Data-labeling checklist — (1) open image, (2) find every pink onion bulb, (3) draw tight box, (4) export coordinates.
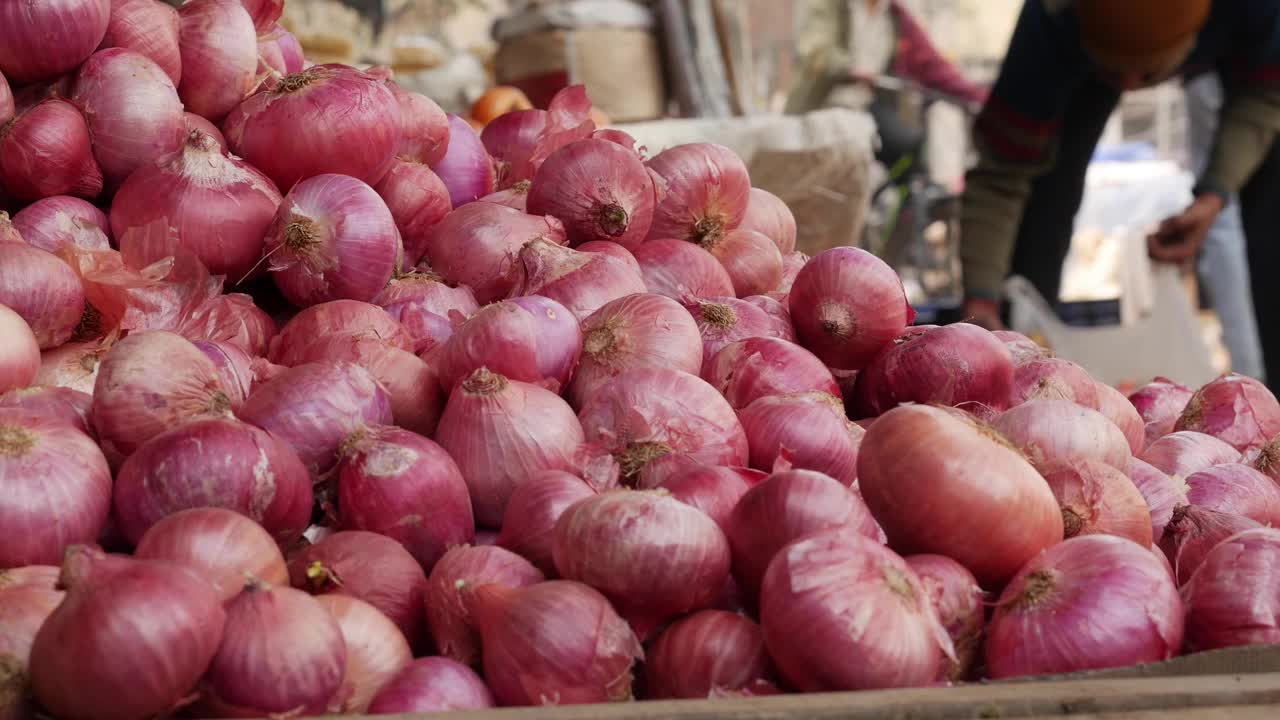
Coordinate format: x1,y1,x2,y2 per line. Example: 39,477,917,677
1184,462,1280,526
509,237,648,320
633,238,735,302
1182,527,1280,651
0,583,64,720
1175,373,1280,453
12,196,110,254
224,65,401,191
705,336,840,410
425,544,545,666
0,410,110,567
377,274,478,355
1010,357,1101,409
434,115,495,207
646,462,765,530
101,0,182,85
760,528,952,691
740,392,864,484
367,657,495,714
789,246,914,370
0,306,40,394
991,399,1132,474
238,0,283,31
495,471,598,575
905,554,985,682
688,296,797,372
738,187,797,255
1130,376,1194,448
436,368,584,527
190,339,255,408
1042,459,1153,546
111,130,282,279
1139,430,1241,479
1128,457,1189,542
268,299,412,365
264,173,400,307
174,293,277,357
481,109,547,186
773,250,807,298
29,547,227,720
644,610,775,699
0,0,111,85
1095,380,1146,455
177,0,257,121
185,111,226,149
0,98,104,200
579,240,641,272
374,160,451,266
703,228,783,298
992,329,1051,366
0,385,92,435
0,71,11,125
527,138,655,250
646,143,750,245
384,82,448,165
134,507,288,601
438,296,582,395
1159,505,1262,585
468,580,643,706
0,243,86,349
986,535,1183,678
315,594,412,714
424,201,567,304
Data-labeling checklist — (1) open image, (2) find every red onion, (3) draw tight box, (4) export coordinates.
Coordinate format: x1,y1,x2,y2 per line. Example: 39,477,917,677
689,296,796,372
578,368,748,482
0,243,86,349
706,336,839,410
1182,527,1280,650
633,238,735,302
858,404,1064,586
568,293,701,409
12,196,110,253
905,554,984,682
256,23,304,86
1140,430,1241,479
1096,380,1146,454
773,250,807,298
424,201,567,304
761,528,952,691
481,109,547,185
1159,505,1262,585
268,299,411,365
1174,373,1280,453
0,584,63,720
377,278,476,355
367,657,495,714
438,296,581,394
0,99,103,200
727,469,881,600
72,48,185,186
743,296,794,340
0,0,110,85
468,580,642,705
91,330,236,457
315,594,412,714
554,490,731,636
740,392,863,484
509,237,648,320
647,463,765,531
0,306,39,394
176,293,277,357
0,385,92,435
992,329,1051,366
789,246,914,370
579,240,642,273
434,115,495,207
0,410,110,567
991,399,1132,474
646,143,750,245
436,368,584,526
113,416,312,545
29,547,226,720
101,0,182,85
1041,459,1153,546
204,581,346,717
985,535,1183,678
374,160,451,266
183,112,225,151
738,187,796,255
1184,463,1280,526
239,361,392,476
1130,376,1194,447
425,544,545,666
238,0,282,32
223,65,401,190
173,329,250,401
134,507,287,601
0,71,11,126
702,228,783,298
644,610,774,699
1129,457,1189,542
495,471,597,575
1010,357,1101,409
34,341,103,394
480,182,530,211
527,138,655,250
380,82,448,165
851,323,1015,418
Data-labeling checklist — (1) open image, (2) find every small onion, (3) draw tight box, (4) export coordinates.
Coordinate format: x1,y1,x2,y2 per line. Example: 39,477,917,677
1010,357,1101,409
739,392,864,485
424,201,567,304
438,296,581,395
646,143,750,245
1041,459,1153,546
991,399,1132,474
1174,373,1280,453
0,385,92,435
1159,505,1262,585
434,115,495,207
1139,430,1241,479
0,0,110,85
738,187,797,255
12,196,110,253
468,580,642,706
985,535,1183,678
496,471,598,575
509,237,648,320
644,610,774,699
315,594,412,714
0,243,86,349
101,0,182,85
702,228,783,298
905,554,985,682
367,657,495,714
0,99,103,200
1130,376,1194,448
373,160,451,266
633,238,735,302
0,306,40,393
1128,457,1189,542
704,336,839,410
647,463,765,531
1096,380,1146,455
527,138,655,250
268,299,412,366
0,584,63,720
688,296,796,372
425,545,545,666
1182,527,1280,651
1184,463,1280,526
385,82,448,165
133,507,288,602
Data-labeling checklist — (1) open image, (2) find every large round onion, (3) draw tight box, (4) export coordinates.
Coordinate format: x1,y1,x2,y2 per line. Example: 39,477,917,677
0,583,64,720
176,0,256,122
1010,357,1100,409
495,471,597,575
1139,430,1241,479
985,535,1183,678
788,246,914,370
739,392,864,485
905,554,985,682
133,507,288,601
1159,505,1262,585
268,299,412,366
433,115,495,207
0,385,92,435
315,594,412,714
0,243,86,349
858,404,1064,586
425,544,545,666
1184,462,1280,526
527,138,655,250
644,610,775,699
738,187,796,255
646,143,750,245
761,528,952,691
633,238,736,301
688,296,796,372
424,201,567,304
1041,459,1153,546
100,0,182,85
1129,457,1189,543
367,657,495,714
991,399,1132,474
12,196,110,253
1095,380,1146,455
374,160,451,266
438,295,581,395
1182,527,1280,651
1130,376,1194,448
509,237,648,320
0,98,104,201
704,336,839,410
0,0,109,84
1175,373,1280,453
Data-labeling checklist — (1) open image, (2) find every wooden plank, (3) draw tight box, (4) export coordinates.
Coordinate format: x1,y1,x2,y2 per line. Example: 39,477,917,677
1026,708,1280,720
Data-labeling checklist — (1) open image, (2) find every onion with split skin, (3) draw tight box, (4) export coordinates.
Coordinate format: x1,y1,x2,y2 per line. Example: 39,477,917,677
12,196,111,254
1175,373,1280,453
133,507,288,602
688,296,796,373
268,299,412,366
1159,505,1262,585
425,544,545,667
906,554,985,682
367,657,495,714
0,0,111,85
1128,457,1189,542
1139,430,1241,480
1010,357,1100,409
0,243,87,350
739,392,864,485
527,138,655,250
705,336,839,410
644,610,776,699
373,160,452,267
0,210,19,244
496,471,598,575
1130,376,1194,448
1041,459,1153,546
633,238,736,302
991,399,1132,474
1181,527,1280,651
0,98,104,201
773,251,807,298
438,296,581,395
646,143,750,245
424,201,567,304
509,237,648,320
315,594,412,714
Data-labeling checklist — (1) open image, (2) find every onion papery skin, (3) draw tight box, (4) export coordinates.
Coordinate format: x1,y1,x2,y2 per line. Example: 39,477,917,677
438,296,581,395
72,48,185,186
496,471,598,575
1184,463,1280,526
510,238,648,321
567,293,702,409
176,293,277,357
1095,380,1146,455
367,657,495,714
101,0,182,86
374,160,451,266
633,238,735,302
788,247,913,370
527,138,655,250
905,554,984,682
644,610,773,699
434,115,495,207
739,392,864,485
205,582,346,717
0,71,10,126
132,507,284,601
705,336,839,410
688,296,796,373
337,426,474,570
113,416,312,545
0,411,110,568
480,183,529,211
738,187,797,255
29,547,227,720
760,528,951,691
0,565,60,592
268,299,412,366
857,404,1064,586
1139,430,1241,480
1010,357,1101,409
264,173,400,307
992,330,1051,366
191,339,255,408
0,385,93,435
0,243,87,349
991,399,1132,474
436,368,584,527
1182,527,1280,651
91,330,234,457
727,469,882,601
0,211,19,244
1130,376,1194,448
702,228,783,298
851,323,1015,418
1128,457,1189,543
553,490,732,636
1174,373,1280,453
773,251,807,298
0,0,111,85
425,545,545,666
645,143,750,245
647,463,765,531
34,341,104,394
384,82,448,165
480,109,546,186
424,201,567,304
0,99,104,201
0,584,63,720
469,580,643,706
1159,505,1262,585
986,535,1183,678
0,307,39,395
238,0,283,32
742,294,794,333
314,594,412,714
12,196,110,254
224,65,401,191
1041,460,1153,546
379,292,476,356
577,368,748,483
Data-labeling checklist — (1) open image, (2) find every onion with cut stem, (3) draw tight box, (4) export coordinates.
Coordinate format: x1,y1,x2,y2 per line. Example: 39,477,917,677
645,143,750,245
527,138,655,250
437,296,581,395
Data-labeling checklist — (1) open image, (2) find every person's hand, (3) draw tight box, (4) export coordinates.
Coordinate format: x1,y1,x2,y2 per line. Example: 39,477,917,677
1148,193,1226,264
962,298,1005,331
